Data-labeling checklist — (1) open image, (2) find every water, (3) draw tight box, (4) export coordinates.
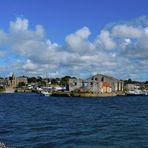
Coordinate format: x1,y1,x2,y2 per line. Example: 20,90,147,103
0,93,148,148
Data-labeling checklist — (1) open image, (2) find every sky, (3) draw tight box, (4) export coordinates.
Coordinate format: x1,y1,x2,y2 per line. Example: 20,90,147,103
0,0,148,80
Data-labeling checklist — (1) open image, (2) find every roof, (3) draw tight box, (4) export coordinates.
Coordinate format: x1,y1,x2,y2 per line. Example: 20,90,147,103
87,74,118,81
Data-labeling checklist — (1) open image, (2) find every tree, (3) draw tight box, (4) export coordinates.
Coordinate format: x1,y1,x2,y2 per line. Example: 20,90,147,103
127,79,132,83
17,82,26,87
37,76,42,82
124,78,141,84
38,81,46,87
51,79,59,85
60,76,72,86
28,77,37,83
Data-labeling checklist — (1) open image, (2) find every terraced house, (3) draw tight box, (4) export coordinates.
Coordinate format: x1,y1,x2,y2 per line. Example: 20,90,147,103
68,74,124,93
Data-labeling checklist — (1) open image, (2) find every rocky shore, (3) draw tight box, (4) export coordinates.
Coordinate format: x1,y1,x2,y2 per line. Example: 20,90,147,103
51,91,125,97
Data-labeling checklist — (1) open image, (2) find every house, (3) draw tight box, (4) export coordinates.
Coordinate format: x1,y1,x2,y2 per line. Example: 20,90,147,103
67,74,124,93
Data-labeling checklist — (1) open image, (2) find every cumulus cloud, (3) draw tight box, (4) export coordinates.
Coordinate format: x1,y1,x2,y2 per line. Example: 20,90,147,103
112,24,142,38
65,27,94,53
0,16,148,80
96,30,116,50
23,59,38,71
10,17,28,32
0,30,9,45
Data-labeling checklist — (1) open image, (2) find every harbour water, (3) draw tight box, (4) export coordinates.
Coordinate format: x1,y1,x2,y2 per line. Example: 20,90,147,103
0,93,148,147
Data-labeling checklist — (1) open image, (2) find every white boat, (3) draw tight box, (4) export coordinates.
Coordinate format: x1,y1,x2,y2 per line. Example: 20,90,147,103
127,89,145,96
40,91,51,96
143,90,148,95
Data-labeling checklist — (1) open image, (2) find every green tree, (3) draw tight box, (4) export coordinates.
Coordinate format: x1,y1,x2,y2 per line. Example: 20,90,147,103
60,76,72,86
37,76,42,82
51,79,59,85
28,77,37,83
38,81,46,87
17,82,26,87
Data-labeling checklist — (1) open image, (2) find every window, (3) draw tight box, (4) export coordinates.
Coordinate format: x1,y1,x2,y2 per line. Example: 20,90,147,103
74,82,77,86
95,77,98,81
101,77,104,82
83,82,88,87
90,82,93,85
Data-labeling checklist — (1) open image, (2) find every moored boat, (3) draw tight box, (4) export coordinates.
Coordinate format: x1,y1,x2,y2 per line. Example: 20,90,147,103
126,89,146,96
40,91,52,96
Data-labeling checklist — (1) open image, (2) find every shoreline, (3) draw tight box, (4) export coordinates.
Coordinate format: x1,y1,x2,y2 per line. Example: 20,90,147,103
51,91,125,97
1,90,148,97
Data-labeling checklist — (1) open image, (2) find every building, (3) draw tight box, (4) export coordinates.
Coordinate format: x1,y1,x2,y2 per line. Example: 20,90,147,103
0,78,8,87
67,74,124,93
125,83,140,91
8,73,28,88
67,78,83,92
85,74,124,93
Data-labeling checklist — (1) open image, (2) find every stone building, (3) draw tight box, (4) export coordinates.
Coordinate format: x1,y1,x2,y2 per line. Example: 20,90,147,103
8,73,28,88
67,74,124,93
67,78,83,91
85,74,124,93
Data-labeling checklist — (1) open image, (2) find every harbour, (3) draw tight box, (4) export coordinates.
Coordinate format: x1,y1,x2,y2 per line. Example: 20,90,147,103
1,73,148,97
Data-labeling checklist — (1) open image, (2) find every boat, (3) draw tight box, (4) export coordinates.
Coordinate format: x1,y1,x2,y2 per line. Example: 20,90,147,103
40,91,52,96
126,89,145,96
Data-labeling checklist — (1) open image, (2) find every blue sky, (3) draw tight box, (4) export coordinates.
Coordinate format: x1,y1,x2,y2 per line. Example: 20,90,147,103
1,0,148,43
0,0,148,80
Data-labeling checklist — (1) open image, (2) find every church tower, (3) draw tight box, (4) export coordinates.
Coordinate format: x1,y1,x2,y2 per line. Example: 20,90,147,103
11,73,17,88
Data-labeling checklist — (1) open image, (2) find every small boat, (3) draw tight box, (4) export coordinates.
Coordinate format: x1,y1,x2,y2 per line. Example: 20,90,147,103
40,91,52,96
126,89,145,96
142,90,148,96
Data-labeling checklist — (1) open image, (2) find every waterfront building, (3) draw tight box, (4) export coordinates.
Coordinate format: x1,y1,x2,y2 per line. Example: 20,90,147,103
67,78,83,92
67,74,124,93
8,73,28,88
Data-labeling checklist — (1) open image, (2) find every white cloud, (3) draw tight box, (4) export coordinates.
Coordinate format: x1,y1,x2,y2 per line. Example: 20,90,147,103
0,30,9,45
23,59,38,71
35,25,45,38
112,24,142,38
96,30,116,50
10,17,28,32
0,17,148,80
65,27,94,53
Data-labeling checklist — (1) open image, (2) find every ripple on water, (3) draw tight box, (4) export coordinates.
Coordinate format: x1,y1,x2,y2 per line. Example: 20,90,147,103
0,93,148,147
